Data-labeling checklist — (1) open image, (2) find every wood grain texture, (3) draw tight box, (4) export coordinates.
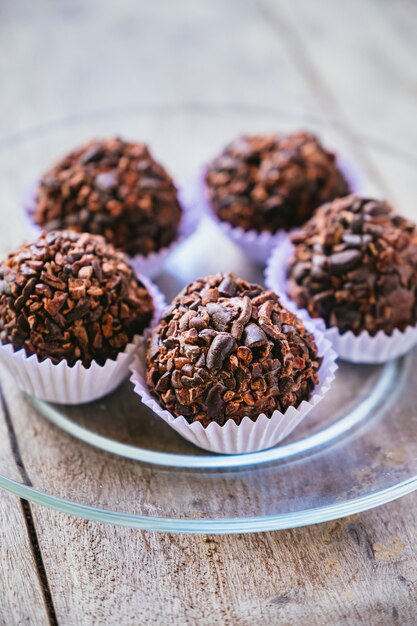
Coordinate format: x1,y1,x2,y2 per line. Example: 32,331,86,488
26,496,417,626
0,493,51,626
0,0,321,135
0,0,417,625
261,0,417,149
0,393,51,625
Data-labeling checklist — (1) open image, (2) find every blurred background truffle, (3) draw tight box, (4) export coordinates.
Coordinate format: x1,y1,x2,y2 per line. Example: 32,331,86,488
30,137,183,258
205,132,350,232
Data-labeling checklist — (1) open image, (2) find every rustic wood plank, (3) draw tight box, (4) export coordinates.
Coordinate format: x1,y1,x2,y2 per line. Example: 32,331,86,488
0,0,321,138
0,493,52,626
255,0,417,219
23,494,417,626
259,0,417,150
0,395,51,625
0,1,416,625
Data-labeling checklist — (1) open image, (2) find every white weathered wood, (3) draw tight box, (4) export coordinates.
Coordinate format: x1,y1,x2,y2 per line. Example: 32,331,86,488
23,495,417,626
262,0,417,150
0,397,50,625
0,493,51,626
0,0,416,624
0,0,321,137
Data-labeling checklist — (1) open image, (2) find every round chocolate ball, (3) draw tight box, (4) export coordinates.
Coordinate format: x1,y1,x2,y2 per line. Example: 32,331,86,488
287,195,417,335
205,131,350,233
146,273,320,427
0,230,154,366
30,137,183,257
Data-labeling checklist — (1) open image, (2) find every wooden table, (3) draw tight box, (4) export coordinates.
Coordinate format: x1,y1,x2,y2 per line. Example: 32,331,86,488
1,1,417,624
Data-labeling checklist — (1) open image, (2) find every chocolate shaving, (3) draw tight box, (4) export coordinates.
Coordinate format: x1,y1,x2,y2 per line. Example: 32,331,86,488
206,333,236,370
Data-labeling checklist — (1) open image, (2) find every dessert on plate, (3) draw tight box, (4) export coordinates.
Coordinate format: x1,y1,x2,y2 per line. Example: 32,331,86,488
131,272,337,453
205,131,350,232
266,194,417,363
287,196,417,336
27,137,187,276
146,273,320,425
0,230,162,403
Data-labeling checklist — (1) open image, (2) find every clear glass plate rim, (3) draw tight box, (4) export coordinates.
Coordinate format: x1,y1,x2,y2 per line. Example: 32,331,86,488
1,104,417,532
1,472,417,533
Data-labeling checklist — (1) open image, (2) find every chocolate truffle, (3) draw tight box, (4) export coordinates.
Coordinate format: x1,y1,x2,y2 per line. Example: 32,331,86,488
30,137,183,257
205,131,350,233
146,273,320,427
287,195,417,336
0,231,154,366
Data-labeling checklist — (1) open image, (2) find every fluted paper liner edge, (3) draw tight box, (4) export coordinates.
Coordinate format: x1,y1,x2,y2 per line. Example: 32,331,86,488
265,237,417,364
23,184,200,279
130,328,337,454
0,276,166,404
188,154,363,265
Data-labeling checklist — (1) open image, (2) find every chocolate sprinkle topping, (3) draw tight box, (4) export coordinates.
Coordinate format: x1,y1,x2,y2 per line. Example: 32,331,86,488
30,137,183,257
287,195,417,335
205,131,350,233
146,273,320,427
0,230,154,366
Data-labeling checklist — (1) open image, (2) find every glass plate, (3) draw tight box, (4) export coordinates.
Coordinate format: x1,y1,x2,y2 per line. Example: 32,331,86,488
0,105,417,534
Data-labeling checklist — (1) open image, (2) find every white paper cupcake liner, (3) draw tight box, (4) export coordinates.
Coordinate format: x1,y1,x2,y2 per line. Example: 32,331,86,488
129,328,337,454
203,210,289,265
0,276,166,405
23,183,200,279
184,174,287,264
187,153,363,265
128,187,200,278
337,152,366,194
265,237,417,364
